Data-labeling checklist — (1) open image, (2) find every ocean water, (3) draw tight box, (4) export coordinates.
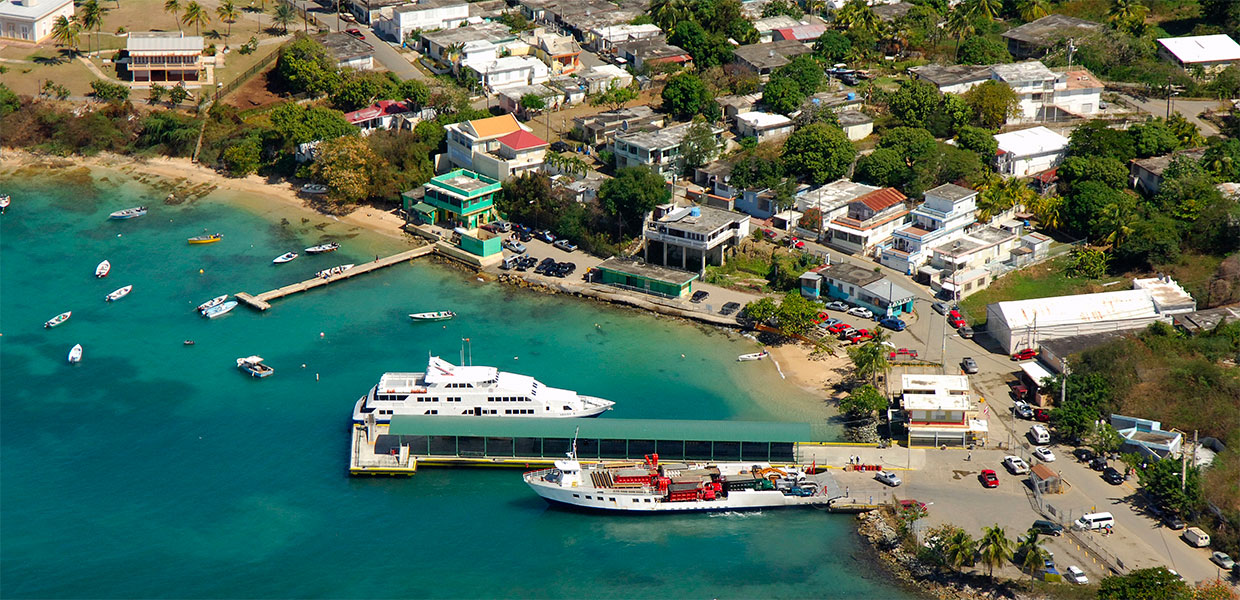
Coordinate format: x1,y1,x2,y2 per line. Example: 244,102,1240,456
0,167,915,599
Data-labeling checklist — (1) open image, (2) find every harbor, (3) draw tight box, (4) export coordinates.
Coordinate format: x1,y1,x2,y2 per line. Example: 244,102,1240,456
235,245,436,310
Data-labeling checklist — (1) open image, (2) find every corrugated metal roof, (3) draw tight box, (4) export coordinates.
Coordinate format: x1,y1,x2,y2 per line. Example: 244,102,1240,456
387,416,824,442
855,188,906,213
1157,34,1240,64
994,289,1158,330
126,33,204,53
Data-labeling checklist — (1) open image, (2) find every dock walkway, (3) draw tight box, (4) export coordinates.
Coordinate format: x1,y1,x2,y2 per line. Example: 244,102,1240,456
236,245,434,310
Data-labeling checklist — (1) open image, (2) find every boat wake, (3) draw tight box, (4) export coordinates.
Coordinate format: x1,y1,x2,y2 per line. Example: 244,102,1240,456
708,510,763,519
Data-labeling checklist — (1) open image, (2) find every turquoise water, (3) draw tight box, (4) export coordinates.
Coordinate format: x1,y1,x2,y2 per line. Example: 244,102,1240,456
0,167,915,599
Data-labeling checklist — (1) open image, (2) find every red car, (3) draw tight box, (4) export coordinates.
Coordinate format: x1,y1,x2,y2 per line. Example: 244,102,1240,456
847,329,873,344
1033,408,1051,422
345,28,365,39
763,228,777,240
979,469,999,488
1011,348,1038,361
787,236,805,249
948,309,966,328
889,348,919,359
827,322,850,334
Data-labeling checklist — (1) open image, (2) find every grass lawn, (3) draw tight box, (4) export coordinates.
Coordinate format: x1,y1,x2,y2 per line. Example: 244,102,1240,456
959,255,1126,326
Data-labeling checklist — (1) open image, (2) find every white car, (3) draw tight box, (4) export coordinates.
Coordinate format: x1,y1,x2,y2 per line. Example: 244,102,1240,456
875,470,902,487
847,306,874,319
1033,447,1056,462
1066,566,1088,584
1003,455,1029,475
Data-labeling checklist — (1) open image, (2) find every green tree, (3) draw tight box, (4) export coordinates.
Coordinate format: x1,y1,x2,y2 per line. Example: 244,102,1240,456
519,92,546,112
588,85,638,111
275,36,341,96
1015,0,1050,21
164,0,182,31
137,110,199,155
772,55,823,96
1203,138,1240,182
943,529,977,573
1098,567,1193,600
742,297,778,323
955,125,997,158
181,1,210,36
1129,118,1180,158
762,0,802,18
840,384,886,416
774,290,819,335
1064,180,1127,238
761,77,805,116
310,135,383,204
730,153,784,190
271,3,296,34
944,8,975,57
1059,156,1128,192
781,123,856,184
1116,215,1181,268
812,30,851,62
50,15,82,55
1014,529,1047,579
1137,458,1204,515
1064,245,1109,279
90,79,130,102
0,83,20,119
1156,172,1224,222
846,341,889,386
661,71,712,120
957,36,1011,65
499,171,553,225
835,0,879,39
598,166,671,239
679,120,719,171
221,137,261,176
1165,113,1204,148
79,0,105,54
1069,120,1136,162
965,0,1002,20
854,148,908,188
976,525,1013,579
650,0,692,31
1093,423,1124,455
1107,0,1149,36
216,0,239,46
887,79,940,128
668,20,732,69
168,83,189,106
877,127,937,164
963,80,1020,129
268,102,354,145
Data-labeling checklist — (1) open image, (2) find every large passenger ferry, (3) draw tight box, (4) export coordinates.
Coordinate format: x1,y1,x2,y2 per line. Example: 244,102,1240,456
352,356,615,423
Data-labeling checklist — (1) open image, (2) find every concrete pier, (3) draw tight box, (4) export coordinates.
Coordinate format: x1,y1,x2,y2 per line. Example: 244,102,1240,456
236,246,434,311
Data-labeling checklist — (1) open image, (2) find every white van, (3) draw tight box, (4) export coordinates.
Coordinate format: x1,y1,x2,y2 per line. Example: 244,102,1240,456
1074,512,1115,531
1030,424,1050,445
1183,527,1211,547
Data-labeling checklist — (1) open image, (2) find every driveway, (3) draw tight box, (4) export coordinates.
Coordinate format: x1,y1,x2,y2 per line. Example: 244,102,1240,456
1115,92,1224,136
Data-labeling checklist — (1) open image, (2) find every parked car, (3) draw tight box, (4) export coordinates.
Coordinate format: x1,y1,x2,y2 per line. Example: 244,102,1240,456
787,236,805,249
1033,447,1056,462
875,471,902,487
838,328,859,339
820,318,842,328
827,323,851,334
517,230,533,242
549,141,570,153
720,301,741,316
1102,466,1125,485
1031,519,1064,536
345,28,364,39
1066,566,1088,585
1210,552,1235,570
690,290,709,303
889,348,919,359
1003,455,1030,475
1073,448,1096,463
879,317,906,331
1011,348,1038,361
979,469,999,488
552,239,578,252
961,357,979,374
825,301,850,311
931,302,949,315
762,228,777,240
958,326,974,339
1012,401,1033,419
1089,456,1108,471
947,309,966,328
1033,408,1051,422
535,230,555,243
1163,514,1186,530
847,306,874,319
502,240,526,254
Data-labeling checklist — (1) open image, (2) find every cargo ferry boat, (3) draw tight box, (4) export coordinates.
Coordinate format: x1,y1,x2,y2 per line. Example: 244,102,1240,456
352,356,615,423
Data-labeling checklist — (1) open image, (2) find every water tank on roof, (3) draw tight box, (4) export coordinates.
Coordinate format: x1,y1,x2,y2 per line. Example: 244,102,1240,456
847,92,856,101
690,207,701,217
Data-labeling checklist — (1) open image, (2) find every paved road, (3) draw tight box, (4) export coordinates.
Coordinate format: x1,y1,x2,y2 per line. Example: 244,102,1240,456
1115,92,1224,137
290,0,425,81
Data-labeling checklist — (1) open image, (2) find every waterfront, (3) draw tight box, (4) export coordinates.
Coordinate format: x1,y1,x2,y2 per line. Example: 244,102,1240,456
0,166,914,598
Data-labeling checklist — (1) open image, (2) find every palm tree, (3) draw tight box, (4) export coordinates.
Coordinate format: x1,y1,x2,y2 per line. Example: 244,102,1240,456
847,341,889,387
1099,201,1134,248
164,0,182,32
965,0,1002,21
649,0,691,32
216,0,239,46
943,530,977,573
977,175,1033,222
181,1,210,36
271,3,296,34
1027,194,1063,230
944,9,975,58
835,0,879,39
976,525,1014,579
1108,0,1149,34
1015,529,1047,580
1015,0,1050,21
80,0,104,54
51,15,82,55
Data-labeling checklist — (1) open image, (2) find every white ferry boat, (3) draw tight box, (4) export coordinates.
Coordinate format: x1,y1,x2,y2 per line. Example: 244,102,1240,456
523,451,827,513
352,356,615,423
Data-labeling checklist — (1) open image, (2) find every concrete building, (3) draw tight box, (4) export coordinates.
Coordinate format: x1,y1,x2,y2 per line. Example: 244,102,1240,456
1129,148,1207,195
578,64,632,93
495,84,561,118
732,40,812,77
909,64,991,95
1173,304,1240,336
444,114,548,181
126,32,203,83
790,180,880,240
1002,14,1102,59
0,0,71,42
420,22,514,68
613,36,692,70
837,110,874,141
772,23,826,43
985,277,1198,354
595,257,699,298
584,23,662,52
315,32,375,70
882,183,979,275
1007,232,1052,268
523,28,582,75
418,169,503,229
613,122,722,181
994,126,1070,177
642,203,750,274
477,56,550,91
1111,415,1183,460
734,111,794,143
912,61,1102,123
925,227,1020,300
344,100,413,133
799,263,916,316
898,374,986,447
374,0,469,43
752,15,800,43
823,187,909,256
1157,34,1240,72
872,1,913,22
573,105,662,145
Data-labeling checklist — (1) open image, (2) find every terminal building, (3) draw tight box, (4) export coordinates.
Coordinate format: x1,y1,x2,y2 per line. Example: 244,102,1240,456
897,374,987,448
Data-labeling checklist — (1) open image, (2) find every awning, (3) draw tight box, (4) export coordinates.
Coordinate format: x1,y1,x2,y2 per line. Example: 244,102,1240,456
1019,361,1055,387
411,202,437,216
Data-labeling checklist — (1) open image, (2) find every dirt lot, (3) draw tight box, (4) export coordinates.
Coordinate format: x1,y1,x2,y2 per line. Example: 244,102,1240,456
223,63,285,110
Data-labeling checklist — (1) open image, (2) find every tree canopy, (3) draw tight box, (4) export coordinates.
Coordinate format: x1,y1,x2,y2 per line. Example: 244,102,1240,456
598,166,671,237
781,123,856,184
661,72,714,120
963,80,1020,129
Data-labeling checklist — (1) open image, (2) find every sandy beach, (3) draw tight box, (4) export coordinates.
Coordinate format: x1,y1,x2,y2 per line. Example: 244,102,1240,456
768,342,853,402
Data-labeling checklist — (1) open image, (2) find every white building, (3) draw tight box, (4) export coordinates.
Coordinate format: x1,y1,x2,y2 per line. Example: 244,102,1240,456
994,126,1070,177
900,374,987,447
824,188,909,256
734,111,794,143
792,179,880,241
985,277,1197,354
375,0,470,43
444,114,549,181
642,203,751,274
583,23,662,51
838,110,874,141
912,61,1102,123
925,227,1021,300
0,0,72,42
1157,34,1240,72
613,122,723,181
476,56,549,91
881,183,978,275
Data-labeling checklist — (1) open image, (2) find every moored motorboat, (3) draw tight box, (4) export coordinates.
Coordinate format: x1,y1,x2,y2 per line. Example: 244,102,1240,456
273,251,298,264
737,350,769,362
183,340,196,346
196,295,228,312
237,355,274,378
188,233,223,244
304,242,340,254
95,260,111,278
45,311,72,328
202,300,238,319
109,206,147,219
300,183,329,195
106,285,133,302
408,311,456,322
316,264,354,278
0,194,10,212
68,344,83,364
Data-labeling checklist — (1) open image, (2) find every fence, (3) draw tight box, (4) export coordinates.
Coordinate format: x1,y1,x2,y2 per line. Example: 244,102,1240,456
212,43,284,104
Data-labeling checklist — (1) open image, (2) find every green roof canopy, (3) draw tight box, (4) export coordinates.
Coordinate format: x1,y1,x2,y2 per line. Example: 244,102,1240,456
410,202,437,215
387,416,824,443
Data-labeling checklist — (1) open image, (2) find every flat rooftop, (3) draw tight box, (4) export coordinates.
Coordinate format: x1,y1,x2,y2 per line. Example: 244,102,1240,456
615,122,698,149
1158,34,1240,64
596,257,700,285
732,40,811,69
819,262,883,287
422,22,511,46
910,64,990,87
926,183,976,201
1131,148,1207,176
1002,14,1101,46
655,204,746,234
314,32,373,61
388,415,830,442
991,61,1057,83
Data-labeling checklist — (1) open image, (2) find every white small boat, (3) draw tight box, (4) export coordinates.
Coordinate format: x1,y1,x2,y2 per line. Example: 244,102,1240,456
737,350,769,362
316,264,354,278
68,344,83,364
300,183,329,195
109,206,147,219
237,355,274,378
0,194,10,212
95,260,111,278
305,242,340,254
273,252,298,264
202,300,238,319
106,285,133,302
45,311,72,328
409,311,456,322
196,295,228,313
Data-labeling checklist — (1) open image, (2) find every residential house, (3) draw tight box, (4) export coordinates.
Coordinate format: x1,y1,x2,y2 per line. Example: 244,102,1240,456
613,122,722,181
573,105,663,145
420,22,513,68
1130,148,1207,195
126,32,204,83
925,227,1020,299
496,84,562,118
478,56,550,91
1001,14,1102,59
798,262,917,316
315,32,375,70
344,100,413,134
717,93,763,122
468,0,507,20
994,126,1070,177
578,64,632,93
416,169,503,229
1049,67,1104,118
909,64,991,94
642,203,751,274
518,0,644,39
753,15,800,43
584,23,662,52
693,161,736,199
790,179,881,239
523,28,582,75
734,111,794,143
444,114,549,181
837,110,873,141
881,183,978,274
1157,34,1240,72
732,40,812,77
374,0,470,43
900,374,987,447
772,23,826,43
824,188,910,256
913,61,1102,123
1007,232,1052,267
0,0,72,42
614,36,692,70
872,2,913,22
346,0,407,25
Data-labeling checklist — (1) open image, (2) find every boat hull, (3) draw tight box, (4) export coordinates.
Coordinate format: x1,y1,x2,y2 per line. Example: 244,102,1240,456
524,477,826,513
202,301,238,318
351,394,612,424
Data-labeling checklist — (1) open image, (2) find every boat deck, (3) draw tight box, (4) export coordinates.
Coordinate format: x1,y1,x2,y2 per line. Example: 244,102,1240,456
236,246,433,310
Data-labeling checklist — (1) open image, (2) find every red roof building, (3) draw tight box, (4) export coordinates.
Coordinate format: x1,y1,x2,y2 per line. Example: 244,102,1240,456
826,188,910,257
344,100,412,130
497,129,549,152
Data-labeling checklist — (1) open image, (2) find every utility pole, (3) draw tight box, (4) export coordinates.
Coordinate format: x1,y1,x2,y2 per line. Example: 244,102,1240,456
1060,358,1068,408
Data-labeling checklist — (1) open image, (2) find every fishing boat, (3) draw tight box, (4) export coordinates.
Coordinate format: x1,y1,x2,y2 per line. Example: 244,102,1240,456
202,300,238,319
44,311,72,328
188,233,223,244
408,311,456,322
315,264,354,278
304,242,340,254
109,206,147,220
737,350,769,362
352,356,615,423
105,285,133,302
300,183,329,195
67,344,83,364
236,355,274,378
273,252,298,264
196,294,228,313
95,260,111,278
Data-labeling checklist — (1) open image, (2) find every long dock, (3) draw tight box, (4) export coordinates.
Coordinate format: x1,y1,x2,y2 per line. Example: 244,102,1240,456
236,245,434,310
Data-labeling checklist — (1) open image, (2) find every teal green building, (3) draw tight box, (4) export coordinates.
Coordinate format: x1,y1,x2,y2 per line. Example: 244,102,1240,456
595,257,698,299
411,169,502,229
